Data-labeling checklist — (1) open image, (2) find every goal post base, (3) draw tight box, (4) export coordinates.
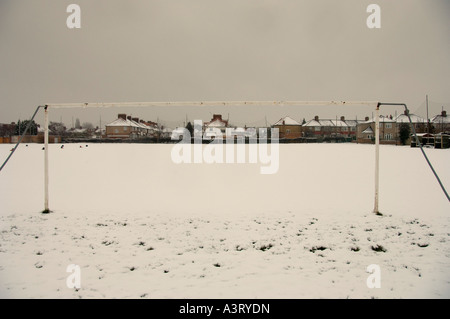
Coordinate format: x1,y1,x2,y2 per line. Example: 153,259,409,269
374,211,383,216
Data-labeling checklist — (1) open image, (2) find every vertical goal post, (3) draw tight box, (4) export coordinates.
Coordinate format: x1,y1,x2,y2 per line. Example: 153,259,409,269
38,100,448,215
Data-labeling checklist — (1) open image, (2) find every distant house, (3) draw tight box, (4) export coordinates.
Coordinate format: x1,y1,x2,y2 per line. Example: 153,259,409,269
171,127,187,141
203,114,229,139
394,111,426,145
302,115,359,141
204,114,228,130
68,127,88,136
360,125,374,140
105,114,159,139
394,111,426,132
302,116,332,138
105,114,135,138
342,118,361,140
161,127,173,139
93,127,105,138
272,116,302,139
356,116,397,144
430,110,449,133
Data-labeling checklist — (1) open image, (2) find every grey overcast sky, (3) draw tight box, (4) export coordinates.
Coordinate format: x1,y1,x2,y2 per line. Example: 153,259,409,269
0,0,449,128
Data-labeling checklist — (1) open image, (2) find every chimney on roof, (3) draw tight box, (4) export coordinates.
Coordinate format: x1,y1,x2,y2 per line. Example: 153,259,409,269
314,115,319,122
442,110,447,117
132,117,139,122
118,114,127,120
282,120,285,125
212,114,222,121
127,116,132,120
340,116,345,121
365,116,369,121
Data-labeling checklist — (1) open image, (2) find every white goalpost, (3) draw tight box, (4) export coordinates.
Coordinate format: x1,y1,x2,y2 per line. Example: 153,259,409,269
42,100,382,214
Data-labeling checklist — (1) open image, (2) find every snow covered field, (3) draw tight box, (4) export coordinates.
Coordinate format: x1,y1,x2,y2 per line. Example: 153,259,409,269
0,143,449,298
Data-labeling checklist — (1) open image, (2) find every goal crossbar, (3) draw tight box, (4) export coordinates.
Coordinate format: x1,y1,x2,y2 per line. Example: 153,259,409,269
45,100,379,109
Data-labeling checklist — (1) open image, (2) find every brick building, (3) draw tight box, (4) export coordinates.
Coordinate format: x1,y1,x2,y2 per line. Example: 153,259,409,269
356,116,397,144
272,116,302,139
431,110,449,133
105,114,159,139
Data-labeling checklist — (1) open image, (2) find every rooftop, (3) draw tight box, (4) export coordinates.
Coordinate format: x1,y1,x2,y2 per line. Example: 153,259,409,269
273,116,301,126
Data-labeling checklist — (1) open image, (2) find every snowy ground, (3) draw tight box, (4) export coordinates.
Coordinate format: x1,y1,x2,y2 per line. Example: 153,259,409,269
0,143,449,298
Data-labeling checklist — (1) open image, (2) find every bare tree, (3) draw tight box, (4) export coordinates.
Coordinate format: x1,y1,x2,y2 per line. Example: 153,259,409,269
82,122,94,130
49,122,67,136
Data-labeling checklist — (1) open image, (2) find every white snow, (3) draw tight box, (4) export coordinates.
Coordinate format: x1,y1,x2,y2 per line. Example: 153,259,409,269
363,116,396,123
0,143,449,299
362,127,374,134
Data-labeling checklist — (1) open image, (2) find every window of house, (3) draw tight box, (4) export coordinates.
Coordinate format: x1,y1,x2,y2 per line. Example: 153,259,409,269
286,129,291,134
385,133,393,140
314,127,320,131
114,129,119,134
385,123,392,129
124,127,128,132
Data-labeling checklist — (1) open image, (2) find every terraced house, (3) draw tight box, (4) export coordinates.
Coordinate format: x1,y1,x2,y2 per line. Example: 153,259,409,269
302,116,360,142
431,110,449,133
105,114,159,139
272,116,302,139
394,111,426,145
356,115,397,144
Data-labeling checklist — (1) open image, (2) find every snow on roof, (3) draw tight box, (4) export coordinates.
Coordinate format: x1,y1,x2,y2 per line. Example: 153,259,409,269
344,120,360,127
363,115,395,123
303,120,321,127
172,127,186,133
362,126,374,134
106,118,140,128
206,119,228,127
415,133,434,137
303,119,348,127
330,120,347,127
394,113,425,123
430,114,450,124
133,120,151,130
273,116,301,126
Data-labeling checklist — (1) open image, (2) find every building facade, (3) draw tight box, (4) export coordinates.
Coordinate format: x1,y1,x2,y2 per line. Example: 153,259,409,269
431,110,449,133
302,116,360,141
356,116,397,144
272,116,302,139
105,114,159,139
